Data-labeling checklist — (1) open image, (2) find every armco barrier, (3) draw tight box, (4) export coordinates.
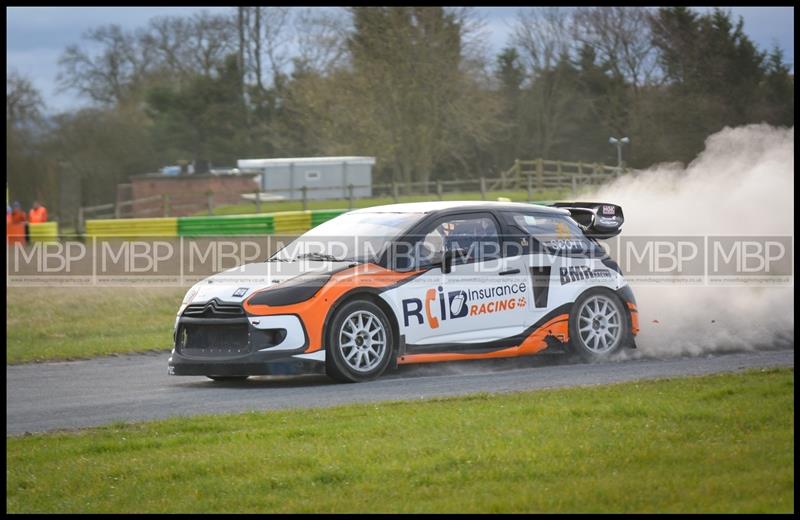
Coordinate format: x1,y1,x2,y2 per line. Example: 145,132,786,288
177,214,275,236
28,222,59,243
84,208,353,238
85,217,178,238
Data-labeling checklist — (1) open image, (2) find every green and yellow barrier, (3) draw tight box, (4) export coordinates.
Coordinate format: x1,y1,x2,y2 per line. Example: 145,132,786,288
272,211,312,234
177,214,275,236
311,209,348,227
28,222,59,243
83,208,353,238
85,217,178,238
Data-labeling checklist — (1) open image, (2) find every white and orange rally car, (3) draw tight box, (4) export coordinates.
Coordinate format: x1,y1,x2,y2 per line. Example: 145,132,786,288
168,201,639,382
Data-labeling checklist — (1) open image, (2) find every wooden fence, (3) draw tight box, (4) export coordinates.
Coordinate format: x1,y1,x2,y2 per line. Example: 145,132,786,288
78,158,629,232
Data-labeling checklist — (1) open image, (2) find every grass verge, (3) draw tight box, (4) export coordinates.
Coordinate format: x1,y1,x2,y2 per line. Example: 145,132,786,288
7,287,183,363
6,368,794,513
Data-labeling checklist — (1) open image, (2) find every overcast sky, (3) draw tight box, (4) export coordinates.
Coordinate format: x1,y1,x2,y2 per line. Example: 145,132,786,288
6,6,795,115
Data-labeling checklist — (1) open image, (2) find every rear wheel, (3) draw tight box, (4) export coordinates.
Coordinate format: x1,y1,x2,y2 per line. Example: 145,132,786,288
326,300,394,383
568,289,629,361
206,376,249,382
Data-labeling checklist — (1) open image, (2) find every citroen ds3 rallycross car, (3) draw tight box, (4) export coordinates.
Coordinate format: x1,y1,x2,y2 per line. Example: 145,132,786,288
168,201,639,382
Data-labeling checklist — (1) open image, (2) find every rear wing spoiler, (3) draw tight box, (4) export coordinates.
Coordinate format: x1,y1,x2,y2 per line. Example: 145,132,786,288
548,202,624,239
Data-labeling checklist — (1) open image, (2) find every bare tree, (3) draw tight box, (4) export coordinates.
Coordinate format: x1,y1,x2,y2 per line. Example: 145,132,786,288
183,11,237,77
512,7,579,158
293,8,350,74
57,24,148,105
260,7,292,85
513,7,574,76
7,72,44,126
572,7,661,92
59,12,239,107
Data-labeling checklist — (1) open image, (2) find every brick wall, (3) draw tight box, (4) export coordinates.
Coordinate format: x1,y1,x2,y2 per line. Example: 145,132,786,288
128,173,260,217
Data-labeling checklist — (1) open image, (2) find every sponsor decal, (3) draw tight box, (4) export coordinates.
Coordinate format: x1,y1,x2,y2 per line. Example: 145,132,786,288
595,216,619,227
545,238,588,251
232,287,249,297
402,283,527,329
559,266,613,285
602,205,616,215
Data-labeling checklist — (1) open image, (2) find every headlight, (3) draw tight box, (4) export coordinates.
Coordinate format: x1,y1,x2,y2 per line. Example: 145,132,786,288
246,273,331,307
182,286,200,305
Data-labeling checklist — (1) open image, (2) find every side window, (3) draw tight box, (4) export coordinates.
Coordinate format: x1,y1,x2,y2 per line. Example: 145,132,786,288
503,212,599,256
415,215,500,268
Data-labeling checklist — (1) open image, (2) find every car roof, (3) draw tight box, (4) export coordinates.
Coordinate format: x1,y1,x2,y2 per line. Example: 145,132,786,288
350,200,569,216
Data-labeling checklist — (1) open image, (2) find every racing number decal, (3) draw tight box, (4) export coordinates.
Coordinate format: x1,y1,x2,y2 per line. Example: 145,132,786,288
529,266,551,308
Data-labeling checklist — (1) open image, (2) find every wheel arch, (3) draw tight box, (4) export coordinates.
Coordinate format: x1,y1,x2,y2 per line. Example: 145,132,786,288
570,285,635,349
322,289,400,358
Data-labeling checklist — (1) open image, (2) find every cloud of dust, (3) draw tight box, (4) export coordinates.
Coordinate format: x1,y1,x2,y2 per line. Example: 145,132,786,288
590,124,794,357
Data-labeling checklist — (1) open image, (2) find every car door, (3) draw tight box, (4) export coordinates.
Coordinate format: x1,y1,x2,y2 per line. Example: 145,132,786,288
387,211,530,352
500,210,606,340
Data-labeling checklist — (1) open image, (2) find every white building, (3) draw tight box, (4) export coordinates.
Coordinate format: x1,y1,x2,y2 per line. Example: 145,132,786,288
236,156,375,201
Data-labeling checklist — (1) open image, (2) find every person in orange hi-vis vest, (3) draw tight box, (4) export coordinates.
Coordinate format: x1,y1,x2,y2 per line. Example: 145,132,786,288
28,200,48,223
10,201,26,224
8,201,27,245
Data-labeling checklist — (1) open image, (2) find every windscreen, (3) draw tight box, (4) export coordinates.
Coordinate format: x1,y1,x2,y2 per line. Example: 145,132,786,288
271,212,424,262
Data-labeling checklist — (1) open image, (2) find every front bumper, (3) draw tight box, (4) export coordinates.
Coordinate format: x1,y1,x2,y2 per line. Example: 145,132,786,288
168,313,326,376
167,356,326,376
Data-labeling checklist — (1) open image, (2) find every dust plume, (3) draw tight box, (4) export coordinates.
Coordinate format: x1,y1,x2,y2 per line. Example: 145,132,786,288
590,124,794,357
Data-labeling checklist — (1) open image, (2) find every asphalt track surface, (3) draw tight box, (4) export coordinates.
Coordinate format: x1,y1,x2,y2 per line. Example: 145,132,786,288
6,347,794,435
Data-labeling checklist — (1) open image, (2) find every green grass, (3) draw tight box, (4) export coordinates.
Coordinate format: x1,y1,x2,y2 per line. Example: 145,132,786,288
202,189,571,216
6,368,794,513
7,287,184,363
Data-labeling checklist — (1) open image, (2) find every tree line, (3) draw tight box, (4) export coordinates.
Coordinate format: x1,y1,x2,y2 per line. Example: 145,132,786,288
6,7,794,222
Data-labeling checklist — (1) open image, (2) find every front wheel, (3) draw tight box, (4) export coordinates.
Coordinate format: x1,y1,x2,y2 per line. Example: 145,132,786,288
326,300,394,383
568,289,629,361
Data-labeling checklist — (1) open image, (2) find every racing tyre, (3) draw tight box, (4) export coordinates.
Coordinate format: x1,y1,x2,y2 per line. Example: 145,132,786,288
326,299,394,383
206,376,249,382
568,288,630,361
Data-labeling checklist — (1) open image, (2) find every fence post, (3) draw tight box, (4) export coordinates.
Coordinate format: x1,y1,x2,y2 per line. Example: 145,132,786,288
114,202,120,219
578,161,583,177
436,180,443,200
301,186,308,211
253,189,261,214
537,158,544,193
207,192,214,216
392,181,398,202
526,170,532,203
78,207,85,235
163,194,170,217
480,177,486,200
348,184,354,210
571,174,577,197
